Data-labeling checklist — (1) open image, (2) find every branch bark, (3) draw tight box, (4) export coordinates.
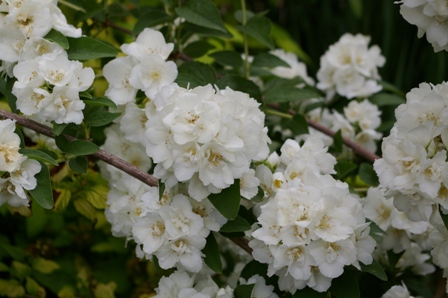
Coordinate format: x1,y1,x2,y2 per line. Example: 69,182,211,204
0,109,158,187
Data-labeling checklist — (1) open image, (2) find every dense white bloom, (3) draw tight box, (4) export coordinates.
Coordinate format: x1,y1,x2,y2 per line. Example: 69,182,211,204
381,283,416,298
103,56,139,105
250,171,373,293
0,119,22,173
397,0,448,52
144,83,270,201
317,33,385,100
121,28,174,61
239,275,278,298
375,82,448,221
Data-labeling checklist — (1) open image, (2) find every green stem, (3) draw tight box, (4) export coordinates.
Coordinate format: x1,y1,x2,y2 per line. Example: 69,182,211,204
241,0,250,79
265,108,293,119
58,0,86,12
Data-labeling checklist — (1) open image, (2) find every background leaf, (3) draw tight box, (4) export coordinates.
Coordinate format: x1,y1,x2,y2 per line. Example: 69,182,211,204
202,233,222,273
29,163,54,209
175,0,228,33
208,179,241,220
67,37,118,60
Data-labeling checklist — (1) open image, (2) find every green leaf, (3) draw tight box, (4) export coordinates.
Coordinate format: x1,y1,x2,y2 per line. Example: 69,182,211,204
358,163,379,186
240,260,268,280
84,107,121,127
0,279,25,297
19,149,58,166
176,61,217,88
73,199,97,221
175,0,228,33
79,91,93,99
68,156,88,174
0,76,18,113
26,201,47,238
31,258,60,274
264,77,306,92
0,244,25,261
287,114,309,136
182,22,233,38
216,75,261,101
54,189,71,212
360,259,388,281
369,93,405,107
264,87,321,103
55,136,99,156
208,179,241,220
209,50,243,68
0,263,8,272
220,215,251,233
91,238,127,254
251,52,290,68
332,130,343,153
234,284,255,298
133,9,173,35
202,233,222,273
71,171,108,209
439,205,448,231
43,29,69,50
52,122,68,136
83,97,117,108
236,16,274,49
25,277,46,298
330,271,360,298
158,179,165,201
67,37,118,60
292,287,327,298
334,161,357,180
29,163,54,209
183,41,215,58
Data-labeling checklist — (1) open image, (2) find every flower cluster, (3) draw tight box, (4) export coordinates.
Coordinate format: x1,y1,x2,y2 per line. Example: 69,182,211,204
317,33,385,100
0,119,41,207
374,82,448,222
153,270,233,298
144,83,270,201
0,0,81,75
249,138,375,293
304,99,382,152
12,50,94,124
381,283,417,298
397,0,448,52
363,188,435,276
103,28,177,105
133,187,226,272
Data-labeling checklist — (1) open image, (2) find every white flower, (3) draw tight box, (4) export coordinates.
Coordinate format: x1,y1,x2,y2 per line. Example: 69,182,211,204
269,49,314,86
317,33,385,99
381,283,415,298
5,1,52,38
239,274,279,298
129,54,178,99
0,119,22,173
42,86,85,124
121,28,174,61
103,56,139,105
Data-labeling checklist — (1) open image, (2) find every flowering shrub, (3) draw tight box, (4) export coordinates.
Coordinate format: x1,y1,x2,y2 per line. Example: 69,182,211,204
0,0,448,298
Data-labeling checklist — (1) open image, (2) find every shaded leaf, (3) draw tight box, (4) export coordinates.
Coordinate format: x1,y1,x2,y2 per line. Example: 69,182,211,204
19,148,58,166
68,156,88,174
334,161,357,180
387,250,405,269
29,163,54,209
0,244,25,261
330,271,360,298
182,22,233,38
0,279,25,298
176,61,217,88
439,205,448,232
0,76,18,113
175,0,228,33
202,233,222,273
52,122,67,136
358,163,379,186
369,93,405,107
67,37,118,60
32,258,60,274
360,259,388,281
133,9,173,35
73,199,97,221
264,87,321,103
292,287,327,298
183,41,215,58
332,130,343,153
208,179,241,220
55,135,99,156
26,201,47,238
84,107,121,127
234,284,255,298
220,216,251,233
216,75,261,101
251,52,290,68
53,189,71,212
209,51,243,68
43,29,69,49
236,16,274,49
287,114,309,136
83,97,117,108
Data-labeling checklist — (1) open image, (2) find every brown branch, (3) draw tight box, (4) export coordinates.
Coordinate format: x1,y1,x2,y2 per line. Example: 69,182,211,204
231,237,253,254
0,109,158,187
103,20,133,35
306,118,380,164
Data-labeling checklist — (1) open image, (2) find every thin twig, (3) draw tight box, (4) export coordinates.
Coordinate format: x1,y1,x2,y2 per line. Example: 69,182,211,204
231,237,253,254
0,109,158,187
103,20,133,35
